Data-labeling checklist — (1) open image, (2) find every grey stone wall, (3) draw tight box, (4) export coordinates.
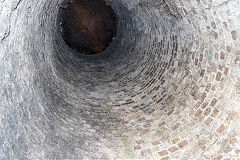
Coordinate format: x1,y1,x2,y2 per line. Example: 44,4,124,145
0,0,239,159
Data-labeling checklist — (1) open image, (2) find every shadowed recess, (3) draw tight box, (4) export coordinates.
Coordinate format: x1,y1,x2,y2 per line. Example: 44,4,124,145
59,0,117,55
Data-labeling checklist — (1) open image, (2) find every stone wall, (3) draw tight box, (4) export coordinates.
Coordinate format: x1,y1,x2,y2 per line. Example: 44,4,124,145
0,0,239,159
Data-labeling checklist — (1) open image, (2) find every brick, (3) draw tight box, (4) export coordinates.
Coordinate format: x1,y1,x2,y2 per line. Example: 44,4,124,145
193,91,201,100
152,140,160,146
178,140,188,148
205,85,211,92
158,150,168,156
141,149,151,156
225,114,235,123
200,69,205,77
217,124,226,133
211,21,216,29
214,32,218,39
210,98,217,107
168,146,178,153
231,30,237,40
226,46,231,53
195,109,202,117
220,52,225,59
199,53,203,62
191,8,196,14
205,117,213,125
161,156,170,160
195,101,202,109
154,0,165,6
223,22,228,28
153,146,160,151
214,155,223,160
195,58,198,66
224,68,229,76
143,129,149,134
136,140,144,144
235,149,240,154
134,145,141,150
203,107,211,116
172,137,180,144
229,137,237,145
167,110,174,115
216,72,222,81
201,102,208,109
198,141,207,151
237,51,240,61
211,85,216,91
158,121,166,127
211,108,219,118
172,123,180,130
199,115,205,122
201,92,207,101
183,8,188,15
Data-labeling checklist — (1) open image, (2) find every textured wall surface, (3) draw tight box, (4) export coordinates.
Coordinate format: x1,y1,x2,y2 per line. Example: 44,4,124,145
0,0,240,159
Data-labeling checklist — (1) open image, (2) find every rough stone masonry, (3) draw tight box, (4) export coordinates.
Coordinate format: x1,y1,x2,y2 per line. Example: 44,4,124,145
0,0,240,159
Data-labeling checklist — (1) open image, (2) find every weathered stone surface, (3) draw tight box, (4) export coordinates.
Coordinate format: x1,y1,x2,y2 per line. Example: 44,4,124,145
0,0,240,159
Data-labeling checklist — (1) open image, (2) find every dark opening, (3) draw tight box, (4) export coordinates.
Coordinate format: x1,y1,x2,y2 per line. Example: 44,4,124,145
59,0,117,55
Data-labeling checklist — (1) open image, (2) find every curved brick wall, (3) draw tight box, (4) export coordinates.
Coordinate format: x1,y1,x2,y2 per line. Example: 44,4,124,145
0,0,240,159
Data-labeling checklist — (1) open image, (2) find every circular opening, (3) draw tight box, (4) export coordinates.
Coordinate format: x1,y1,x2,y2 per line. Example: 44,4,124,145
59,0,117,55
